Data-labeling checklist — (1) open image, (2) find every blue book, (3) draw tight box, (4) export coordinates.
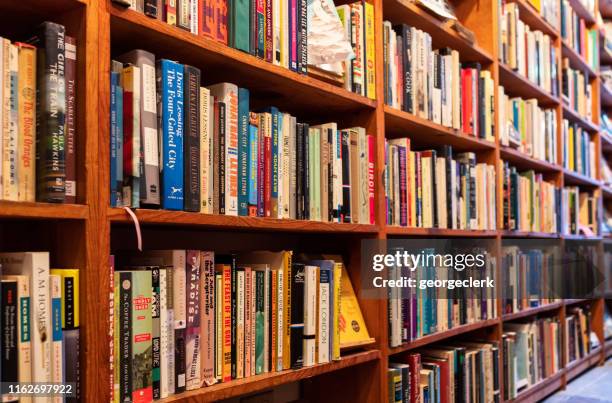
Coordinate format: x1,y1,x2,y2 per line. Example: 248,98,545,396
110,72,119,207
238,88,250,216
116,85,124,207
248,123,258,209
267,107,280,217
157,59,184,210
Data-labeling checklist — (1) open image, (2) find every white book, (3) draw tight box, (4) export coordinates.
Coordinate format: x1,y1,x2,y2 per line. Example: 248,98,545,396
442,54,452,128
277,115,284,219
303,266,317,367
50,274,64,403
0,38,4,198
329,123,341,221
250,271,257,375
318,268,331,364
200,88,213,214
190,0,198,34
3,43,18,201
159,268,173,398
236,270,245,378
436,157,447,229
0,252,51,389
281,114,291,219
451,50,461,130
358,128,368,224
273,0,281,65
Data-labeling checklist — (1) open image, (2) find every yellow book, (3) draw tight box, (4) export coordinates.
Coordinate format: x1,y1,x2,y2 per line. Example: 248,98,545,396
364,1,376,100
338,263,372,348
283,251,292,370
332,263,342,360
215,274,223,381
16,43,36,202
528,0,541,12
50,268,80,328
568,126,575,171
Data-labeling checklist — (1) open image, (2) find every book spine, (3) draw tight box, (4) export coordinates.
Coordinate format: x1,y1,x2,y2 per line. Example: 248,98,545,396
130,271,153,402
364,1,375,99
367,135,375,224
265,0,273,62
303,124,310,219
276,267,284,370
183,65,201,212
177,0,190,30
185,251,202,389
244,267,253,377
64,329,80,403
218,101,226,214
332,263,341,360
257,114,265,216
222,266,231,382
289,0,297,71
270,270,278,371
200,87,213,213
238,88,250,216
164,0,177,25
256,0,265,58
231,262,237,379
255,270,265,374
16,43,37,202
50,275,63,396
298,0,307,74
157,60,184,210
118,271,132,402
1,280,18,401
121,64,140,208
248,113,259,215
150,267,161,399
236,269,245,378
144,0,159,17
290,264,305,369
318,268,330,364
29,22,66,202
174,261,187,393
158,268,170,398
303,266,317,367
199,252,216,386
200,0,216,40
64,37,77,203
341,131,351,222
226,91,239,216
296,123,304,219
283,254,292,370
270,108,279,218
264,115,272,216
110,72,119,207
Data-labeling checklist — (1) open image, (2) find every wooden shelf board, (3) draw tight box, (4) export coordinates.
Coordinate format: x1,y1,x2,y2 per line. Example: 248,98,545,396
568,0,597,25
562,41,598,78
158,350,381,403
506,371,564,403
564,298,592,306
563,234,603,241
385,226,498,237
498,62,560,106
500,230,560,238
381,0,493,63
509,0,559,38
562,104,599,132
565,347,602,383
562,168,601,187
501,302,564,321
0,201,88,220
107,208,380,234
500,146,561,173
387,318,500,354
601,82,612,107
109,6,376,118
384,106,496,151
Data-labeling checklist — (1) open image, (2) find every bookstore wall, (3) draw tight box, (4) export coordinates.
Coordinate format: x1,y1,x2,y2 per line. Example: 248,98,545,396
1,0,612,402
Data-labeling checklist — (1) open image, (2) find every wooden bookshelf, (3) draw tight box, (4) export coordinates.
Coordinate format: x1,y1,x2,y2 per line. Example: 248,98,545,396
1,0,608,402
562,40,598,78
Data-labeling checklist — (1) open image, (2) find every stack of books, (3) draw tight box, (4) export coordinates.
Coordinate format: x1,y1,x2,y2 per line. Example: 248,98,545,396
503,318,562,400
500,162,561,233
0,22,78,203
500,3,558,96
498,87,558,164
562,58,593,120
561,0,598,70
110,50,375,224
0,252,80,402
565,306,594,364
561,187,598,235
110,250,370,400
382,22,495,141
388,342,500,402
533,0,560,29
501,246,560,314
561,119,597,179
384,141,497,230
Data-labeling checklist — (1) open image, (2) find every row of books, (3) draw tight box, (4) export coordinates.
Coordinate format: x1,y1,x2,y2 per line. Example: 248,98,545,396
561,186,598,236
565,306,594,364
500,162,561,234
562,58,593,120
0,22,77,204
384,140,497,231
110,50,374,224
382,22,495,141
502,318,561,400
388,248,497,347
337,2,376,99
561,119,597,179
560,0,599,70
0,253,80,402
388,342,500,403
533,0,560,30
498,88,558,165
501,246,560,314
110,250,371,401
500,3,559,97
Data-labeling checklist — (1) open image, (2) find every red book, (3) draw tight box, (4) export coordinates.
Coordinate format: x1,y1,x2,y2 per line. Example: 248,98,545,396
216,0,228,44
367,135,375,225
424,357,450,403
264,127,272,217
461,68,472,135
408,353,421,403
122,89,134,178
200,0,216,40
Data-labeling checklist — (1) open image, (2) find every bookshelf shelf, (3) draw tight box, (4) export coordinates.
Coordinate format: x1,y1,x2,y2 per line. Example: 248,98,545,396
500,230,561,238
500,146,561,173
501,302,564,321
562,169,601,187
562,104,600,132
561,41,598,78
386,318,500,355
158,350,381,403
568,0,597,25
562,234,603,241
107,208,380,234
508,0,559,38
507,371,564,403
0,201,89,220
108,6,376,116
565,347,602,382
564,298,592,305
384,106,496,151
498,62,561,106
385,226,498,237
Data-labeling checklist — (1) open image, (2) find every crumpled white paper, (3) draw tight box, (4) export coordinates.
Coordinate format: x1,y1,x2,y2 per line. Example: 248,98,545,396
307,0,354,71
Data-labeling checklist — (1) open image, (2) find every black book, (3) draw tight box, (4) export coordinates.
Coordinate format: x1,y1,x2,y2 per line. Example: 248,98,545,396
439,146,453,229
219,102,227,214
183,65,201,212
144,0,159,18
1,280,17,391
303,124,310,220
290,263,305,369
340,130,351,223
217,254,238,379
296,123,305,220
27,21,67,203
64,328,81,403
298,0,308,74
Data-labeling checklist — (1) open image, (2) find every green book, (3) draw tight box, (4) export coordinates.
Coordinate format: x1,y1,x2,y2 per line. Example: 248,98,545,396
231,0,250,52
129,270,153,401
